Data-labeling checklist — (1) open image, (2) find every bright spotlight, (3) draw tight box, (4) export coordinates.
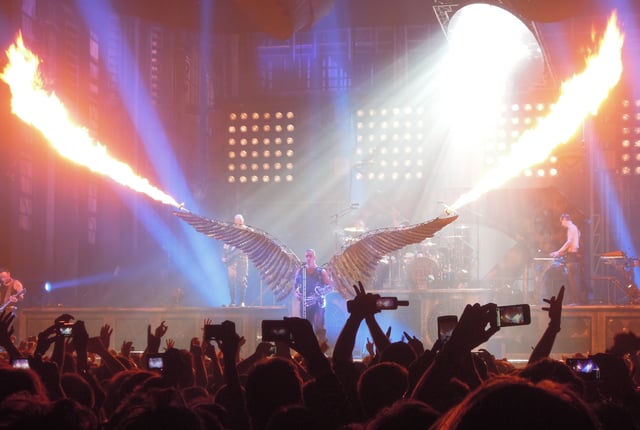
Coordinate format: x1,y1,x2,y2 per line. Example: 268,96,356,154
44,281,52,292
225,108,297,184
445,4,545,94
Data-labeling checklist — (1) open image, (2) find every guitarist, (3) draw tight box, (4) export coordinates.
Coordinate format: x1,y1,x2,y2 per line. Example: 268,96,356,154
0,267,24,313
221,214,249,307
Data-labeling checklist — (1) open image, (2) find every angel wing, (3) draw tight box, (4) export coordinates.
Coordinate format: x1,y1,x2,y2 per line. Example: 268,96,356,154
327,214,458,299
174,211,301,300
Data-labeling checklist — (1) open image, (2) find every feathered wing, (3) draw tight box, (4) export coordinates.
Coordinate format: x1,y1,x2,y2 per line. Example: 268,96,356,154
327,215,459,299
174,211,301,300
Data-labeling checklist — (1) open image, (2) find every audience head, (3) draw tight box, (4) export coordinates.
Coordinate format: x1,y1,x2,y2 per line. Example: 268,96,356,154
606,331,640,356
379,341,417,368
245,357,303,430
0,366,49,403
435,375,601,430
357,361,408,418
518,357,584,396
365,398,440,430
61,372,95,409
101,369,158,419
264,404,319,430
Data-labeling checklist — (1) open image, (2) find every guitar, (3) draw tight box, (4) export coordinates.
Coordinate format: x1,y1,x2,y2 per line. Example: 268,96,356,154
0,288,26,312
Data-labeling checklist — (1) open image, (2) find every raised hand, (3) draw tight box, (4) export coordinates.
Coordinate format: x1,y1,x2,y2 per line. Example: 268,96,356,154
155,321,168,338
72,320,90,372
72,320,89,347
165,338,175,350
346,281,381,319
404,330,424,356
99,324,113,350
284,316,328,373
365,337,375,356
542,285,565,331
146,321,168,353
120,340,134,357
528,285,565,364
445,303,500,356
34,323,60,357
215,320,241,359
0,310,19,360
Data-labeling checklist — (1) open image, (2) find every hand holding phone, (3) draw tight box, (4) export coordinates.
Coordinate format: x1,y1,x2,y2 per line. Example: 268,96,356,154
437,315,458,344
57,322,74,337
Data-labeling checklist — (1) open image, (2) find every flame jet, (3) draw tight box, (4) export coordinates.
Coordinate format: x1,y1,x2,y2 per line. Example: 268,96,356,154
1,33,181,208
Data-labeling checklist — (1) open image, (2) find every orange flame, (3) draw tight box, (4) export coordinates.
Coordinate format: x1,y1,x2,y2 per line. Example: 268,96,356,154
1,33,181,208
451,11,624,211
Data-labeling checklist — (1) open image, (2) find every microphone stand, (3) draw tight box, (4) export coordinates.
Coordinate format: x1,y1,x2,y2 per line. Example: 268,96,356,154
301,264,307,320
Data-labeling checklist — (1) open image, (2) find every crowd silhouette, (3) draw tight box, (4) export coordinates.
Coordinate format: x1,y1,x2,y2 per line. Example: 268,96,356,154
1,282,639,429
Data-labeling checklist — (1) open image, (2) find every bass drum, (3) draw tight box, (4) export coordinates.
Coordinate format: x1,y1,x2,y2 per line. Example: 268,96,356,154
372,256,391,290
407,257,440,290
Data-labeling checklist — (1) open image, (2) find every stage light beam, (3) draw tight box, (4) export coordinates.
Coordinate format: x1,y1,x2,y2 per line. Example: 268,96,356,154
451,11,624,211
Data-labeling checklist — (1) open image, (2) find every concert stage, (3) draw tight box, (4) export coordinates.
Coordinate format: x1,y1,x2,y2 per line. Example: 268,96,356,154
14,298,640,360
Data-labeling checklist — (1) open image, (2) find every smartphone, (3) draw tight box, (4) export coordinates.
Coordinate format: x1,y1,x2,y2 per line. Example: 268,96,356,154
204,324,224,341
437,315,458,344
11,358,30,369
204,321,236,341
261,320,291,342
566,357,600,380
147,353,164,371
495,304,531,327
58,323,74,337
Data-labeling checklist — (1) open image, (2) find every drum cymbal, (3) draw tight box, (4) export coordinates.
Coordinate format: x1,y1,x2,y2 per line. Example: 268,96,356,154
344,227,365,233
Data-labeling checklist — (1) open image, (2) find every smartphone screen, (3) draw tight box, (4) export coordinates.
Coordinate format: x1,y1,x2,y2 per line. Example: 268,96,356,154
437,315,458,344
59,326,73,337
376,297,397,310
566,358,600,380
261,320,291,342
12,358,30,369
147,355,164,371
496,304,531,327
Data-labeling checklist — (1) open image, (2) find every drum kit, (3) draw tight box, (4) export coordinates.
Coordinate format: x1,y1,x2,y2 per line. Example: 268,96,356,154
340,224,476,290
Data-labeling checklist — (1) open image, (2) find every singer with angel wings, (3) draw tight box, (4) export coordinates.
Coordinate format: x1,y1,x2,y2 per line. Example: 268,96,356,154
175,208,458,345
294,249,333,342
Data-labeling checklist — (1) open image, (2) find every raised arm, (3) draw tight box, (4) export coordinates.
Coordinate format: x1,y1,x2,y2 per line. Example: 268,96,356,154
528,285,564,364
411,303,499,406
216,320,250,430
333,281,374,363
